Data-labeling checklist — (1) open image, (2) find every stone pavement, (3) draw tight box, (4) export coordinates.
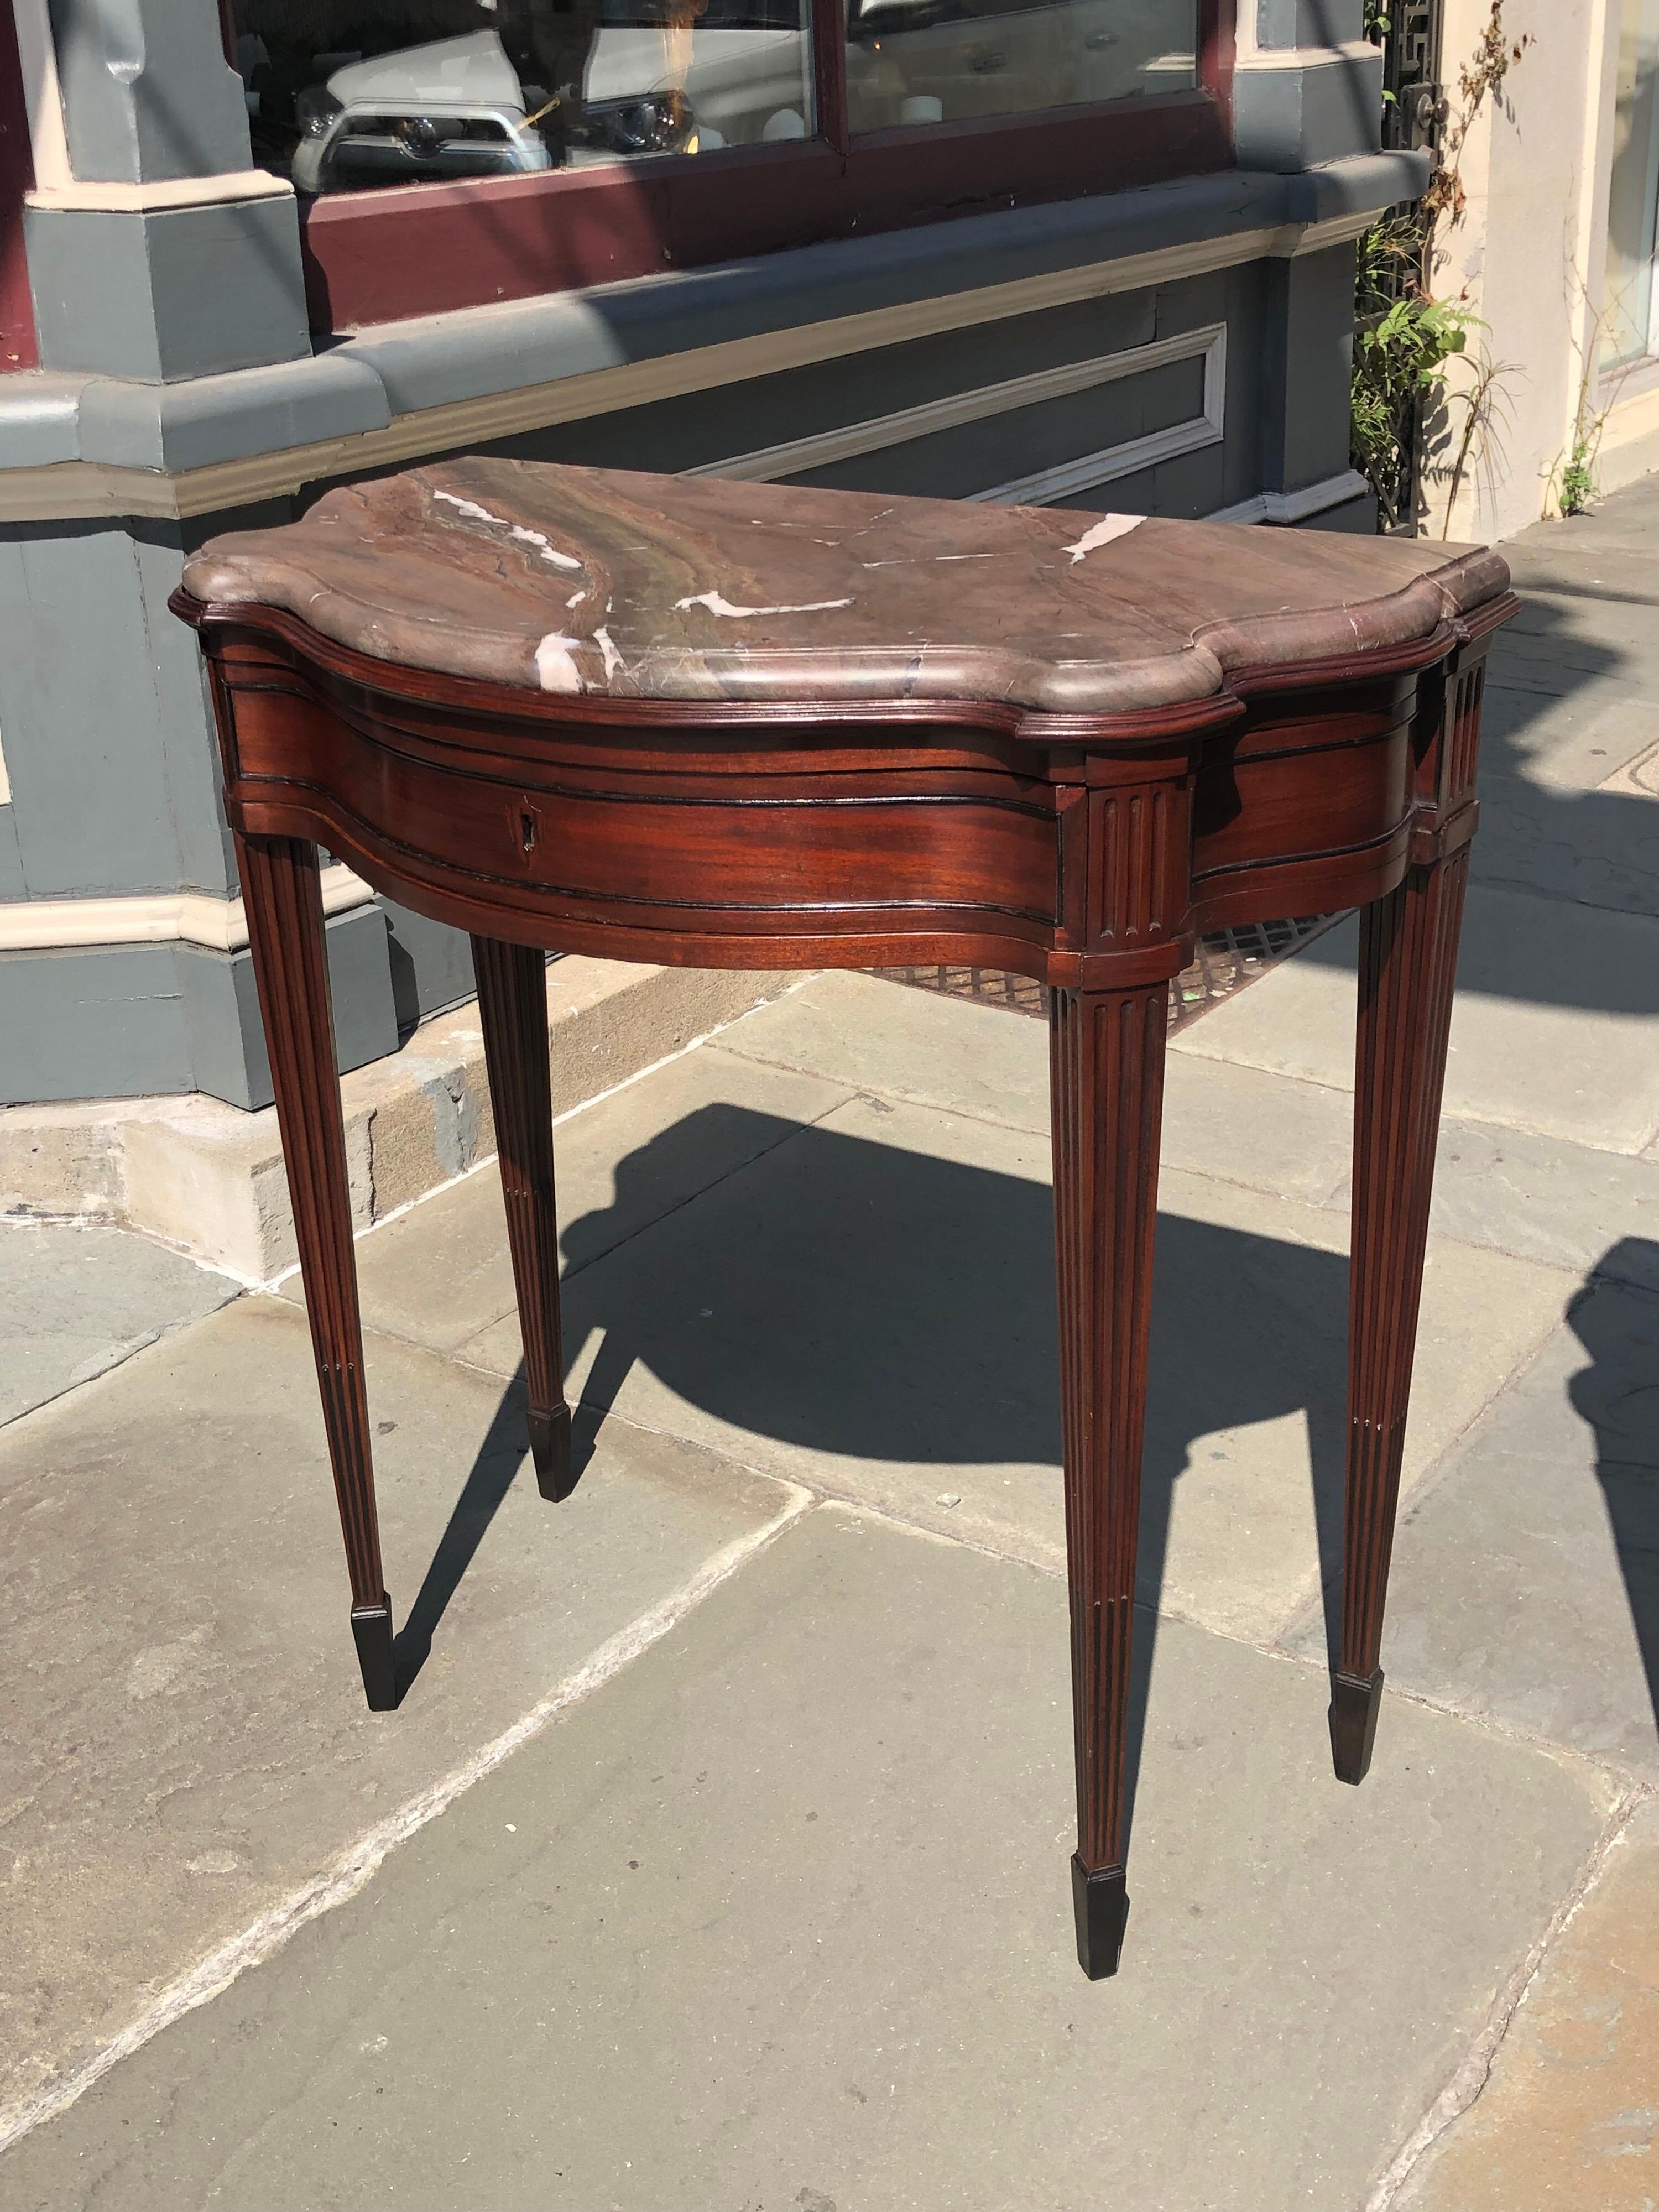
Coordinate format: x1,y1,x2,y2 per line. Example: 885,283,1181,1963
5,479,1659,2208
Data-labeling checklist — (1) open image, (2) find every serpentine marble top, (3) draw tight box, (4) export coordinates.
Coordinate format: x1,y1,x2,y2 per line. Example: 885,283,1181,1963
182,457,1511,717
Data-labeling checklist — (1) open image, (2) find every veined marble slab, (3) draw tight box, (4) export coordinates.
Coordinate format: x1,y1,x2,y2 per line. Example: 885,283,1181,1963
181,457,1509,714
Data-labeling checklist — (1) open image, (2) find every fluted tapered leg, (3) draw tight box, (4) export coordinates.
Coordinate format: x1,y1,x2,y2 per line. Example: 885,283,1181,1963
471,935,572,1501
1050,980,1169,1979
237,833,395,1711
1335,851,1470,1782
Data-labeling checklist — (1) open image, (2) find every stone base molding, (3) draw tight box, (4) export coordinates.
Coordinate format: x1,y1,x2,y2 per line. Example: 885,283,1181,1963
0,956,798,1280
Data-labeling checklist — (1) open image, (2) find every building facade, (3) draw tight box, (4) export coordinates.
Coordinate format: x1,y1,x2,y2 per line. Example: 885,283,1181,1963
1423,0,1659,538
0,0,1421,1121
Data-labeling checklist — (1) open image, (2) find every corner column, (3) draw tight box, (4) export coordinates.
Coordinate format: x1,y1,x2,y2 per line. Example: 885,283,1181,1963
1234,1,1385,174
24,0,311,382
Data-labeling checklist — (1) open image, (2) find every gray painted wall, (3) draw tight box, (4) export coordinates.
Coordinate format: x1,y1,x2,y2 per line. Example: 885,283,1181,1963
0,515,236,899
387,260,1264,502
0,241,1368,1109
0,803,25,904
1259,0,1366,46
0,906,398,1109
30,2,312,389
1235,60,1383,173
27,199,314,383
0,0,1410,1111
1258,242,1361,495
1238,0,1382,173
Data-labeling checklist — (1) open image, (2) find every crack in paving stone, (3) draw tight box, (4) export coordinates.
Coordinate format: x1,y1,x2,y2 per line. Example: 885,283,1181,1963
1364,1782,1658,2211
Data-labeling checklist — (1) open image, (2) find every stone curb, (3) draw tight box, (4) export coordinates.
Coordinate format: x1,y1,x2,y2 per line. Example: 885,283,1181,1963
0,958,799,1279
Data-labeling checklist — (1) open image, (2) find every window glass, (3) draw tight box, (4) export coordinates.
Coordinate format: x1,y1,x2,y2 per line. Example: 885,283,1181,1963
1605,0,1659,367
845,0,1197,133
230,0,813,191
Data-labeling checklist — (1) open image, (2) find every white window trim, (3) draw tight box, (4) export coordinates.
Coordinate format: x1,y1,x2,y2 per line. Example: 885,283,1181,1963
687,323,1227,504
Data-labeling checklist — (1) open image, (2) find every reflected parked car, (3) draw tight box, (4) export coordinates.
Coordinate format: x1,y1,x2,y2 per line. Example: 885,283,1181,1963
290,20,811,192
844,0,1194,128
291,33,555,191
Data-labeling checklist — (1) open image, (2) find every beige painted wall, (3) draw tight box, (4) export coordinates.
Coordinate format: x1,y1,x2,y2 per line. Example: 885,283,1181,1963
1422,0,1617,541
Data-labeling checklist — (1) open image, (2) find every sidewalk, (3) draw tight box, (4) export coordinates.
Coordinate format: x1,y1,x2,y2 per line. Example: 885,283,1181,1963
4,480,1659,2208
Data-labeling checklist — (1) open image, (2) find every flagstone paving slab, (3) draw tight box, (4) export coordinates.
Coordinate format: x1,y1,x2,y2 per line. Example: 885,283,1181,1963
1159,1050,1358,1206
723,974,1659,1284
0,1221,234,1427
1173,889,1659,1151
1401,1798,1659,2211
1470,768,1659,916
1282,1277,1659,1777
1337,1117,1659,1288
1479,675,1659,788
723,969,1366,1203
279,1044,852,1355
719,967,1055,1133
0,1296,791,2121
457,1088,1568,1644
0,1508,1619,2212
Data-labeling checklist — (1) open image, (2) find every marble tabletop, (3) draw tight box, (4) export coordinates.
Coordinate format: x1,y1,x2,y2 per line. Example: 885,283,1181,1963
181,458,1512,716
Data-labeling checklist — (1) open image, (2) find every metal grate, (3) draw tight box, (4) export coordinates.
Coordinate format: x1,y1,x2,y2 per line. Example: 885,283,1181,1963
874,914,1345,1035
1378,0,1445,159
1362,0,1445,534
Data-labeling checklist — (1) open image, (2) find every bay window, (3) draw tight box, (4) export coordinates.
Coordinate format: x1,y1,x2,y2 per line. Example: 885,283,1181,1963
225,0,1232,326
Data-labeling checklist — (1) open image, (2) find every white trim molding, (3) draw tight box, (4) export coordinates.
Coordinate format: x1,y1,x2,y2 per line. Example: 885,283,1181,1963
1207,469,1370,526
0,212,1373,525
687,324,1224,500
25,171,296,215
0,864,373,956
1234,41,1381,74
972,326,1225,507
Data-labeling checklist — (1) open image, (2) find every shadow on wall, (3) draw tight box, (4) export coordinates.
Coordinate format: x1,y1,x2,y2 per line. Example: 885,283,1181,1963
1300,0,1383,158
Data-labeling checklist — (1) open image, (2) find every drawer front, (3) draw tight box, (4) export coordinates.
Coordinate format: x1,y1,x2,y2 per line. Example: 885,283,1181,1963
223,671,1061,947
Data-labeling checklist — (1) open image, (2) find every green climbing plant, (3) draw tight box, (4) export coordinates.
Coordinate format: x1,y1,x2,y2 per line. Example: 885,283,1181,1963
1350,216,1479,531
1352,1,1530,531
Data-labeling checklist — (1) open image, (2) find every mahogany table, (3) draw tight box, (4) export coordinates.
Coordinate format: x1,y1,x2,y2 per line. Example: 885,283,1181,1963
174,460,1515,1979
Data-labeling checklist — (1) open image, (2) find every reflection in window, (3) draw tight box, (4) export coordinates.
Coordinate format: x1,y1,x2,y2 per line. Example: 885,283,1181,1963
1605,0,1659,367
229,0,813,191
846,0,1196,133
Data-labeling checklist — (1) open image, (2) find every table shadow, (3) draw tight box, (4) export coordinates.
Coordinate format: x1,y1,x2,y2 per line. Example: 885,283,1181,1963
392,1380,538,1692
410,1103,1359,1840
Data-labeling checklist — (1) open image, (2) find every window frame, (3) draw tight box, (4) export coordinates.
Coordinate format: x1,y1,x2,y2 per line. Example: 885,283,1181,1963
0,0,37,371
296,0,1234,330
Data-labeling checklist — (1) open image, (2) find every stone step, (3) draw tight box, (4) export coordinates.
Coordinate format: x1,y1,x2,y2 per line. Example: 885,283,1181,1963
0,957,798,1280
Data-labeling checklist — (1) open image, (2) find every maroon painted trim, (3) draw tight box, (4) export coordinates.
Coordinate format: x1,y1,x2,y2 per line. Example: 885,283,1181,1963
0,0,36,372
841,91,1226,222
302,95,1230,331
810,0,850,156
299,2,1237,331
1199,0,1234,133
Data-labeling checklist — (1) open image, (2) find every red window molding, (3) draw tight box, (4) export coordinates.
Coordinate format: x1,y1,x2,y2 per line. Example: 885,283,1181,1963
0,0,38,371
300,0,1235,333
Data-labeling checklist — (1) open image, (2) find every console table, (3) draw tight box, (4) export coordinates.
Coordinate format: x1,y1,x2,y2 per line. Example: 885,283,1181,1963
173,460,1515,1978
